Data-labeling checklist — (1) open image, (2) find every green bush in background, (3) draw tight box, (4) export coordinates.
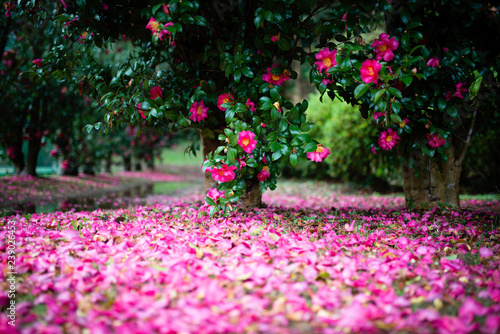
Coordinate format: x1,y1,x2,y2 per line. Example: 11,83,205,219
281,93,401,192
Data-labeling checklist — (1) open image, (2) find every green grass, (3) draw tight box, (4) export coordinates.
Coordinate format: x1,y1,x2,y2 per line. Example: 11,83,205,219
160,142,203,166
152,181,197,194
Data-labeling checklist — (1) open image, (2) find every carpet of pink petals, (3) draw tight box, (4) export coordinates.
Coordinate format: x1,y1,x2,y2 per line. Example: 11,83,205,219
1,181,499,334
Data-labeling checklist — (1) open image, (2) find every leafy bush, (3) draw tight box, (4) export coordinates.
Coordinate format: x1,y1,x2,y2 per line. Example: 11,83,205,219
282,93,401,192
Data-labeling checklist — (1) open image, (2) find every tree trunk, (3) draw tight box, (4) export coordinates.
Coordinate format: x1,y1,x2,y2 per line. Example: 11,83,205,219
9,145,25,176
401,148,464,210
26,137,41,177
443,145,462,209
104,152,112,173
123,156,132,171
401,152,445,210
202,132,263,208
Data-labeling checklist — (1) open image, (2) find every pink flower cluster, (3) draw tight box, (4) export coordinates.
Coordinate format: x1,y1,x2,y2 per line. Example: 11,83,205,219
262,64,291,86
371,33,399,61
145,17,173,41
378,128,400,150
306,145,331,162
189,101,209,122
207,164,237,183
237,130,257,154
445,82,468,101
426,133,446,148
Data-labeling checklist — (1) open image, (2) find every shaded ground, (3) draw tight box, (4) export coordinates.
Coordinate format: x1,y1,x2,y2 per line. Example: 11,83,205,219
0,165,204,216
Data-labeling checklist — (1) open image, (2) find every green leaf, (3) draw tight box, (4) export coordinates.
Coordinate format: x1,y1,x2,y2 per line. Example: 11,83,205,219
227,147,237,162
277,38,290,51
279,119,288,132
241,66,253,78
354,83,369,99
372,88,387,104
272,151,282,161
205,196,216,206
266,131,278,141
234,69,241,83
388,87,402,99
390,113,403,124
438,98,447,112
304,141,318,153
446,106,458,118
289,153,298,167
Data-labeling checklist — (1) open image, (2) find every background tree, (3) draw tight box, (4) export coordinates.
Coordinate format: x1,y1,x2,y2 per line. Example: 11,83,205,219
7,0,499,212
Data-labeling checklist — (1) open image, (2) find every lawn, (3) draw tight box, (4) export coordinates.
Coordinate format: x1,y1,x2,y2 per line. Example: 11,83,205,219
1,178,499,333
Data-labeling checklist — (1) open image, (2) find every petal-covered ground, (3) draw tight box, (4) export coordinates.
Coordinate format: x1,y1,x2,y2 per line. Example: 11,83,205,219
1,181,499,333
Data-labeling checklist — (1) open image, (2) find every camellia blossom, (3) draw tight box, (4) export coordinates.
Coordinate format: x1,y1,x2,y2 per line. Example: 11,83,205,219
246,98,256,112
427,57,440,68
145,18,172,41
378,128,400,150
210,164,237,183
217,93,234,111
257,166,271,181
426,133,446,148
315,48,338,74
206,188,225,203
307,144,331,162
137,103,146,119
33,59,43,68
453,82,468,99
360,59,381,84
371,33,399,61
189,101,209,122
150,86,163,99
399,118,410,128
237,130,257,154
262,65,291,86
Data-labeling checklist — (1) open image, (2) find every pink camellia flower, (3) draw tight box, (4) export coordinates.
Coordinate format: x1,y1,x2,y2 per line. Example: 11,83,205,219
146,18,172,41
33,59,43,68
399,118,410,128
426,133,446,148
246,98,256,112
373,111,384,120
307,144,331,162
150,86,163,99
271,32,280,42
371,146,377,155
257,166,271,181
210,164,237,183
371,33,399,61
217,93,234,111
61,160,69,170
206,188,225,203
360,59,381,84
322,78,333,86
378,128,400,150
7,147,15,159
136,103,146,119
453,82,468,99
262,65,291,86
237,130,257,154
427,57,440,68
4,2,15,17
314,48,338,74
189,101,209,122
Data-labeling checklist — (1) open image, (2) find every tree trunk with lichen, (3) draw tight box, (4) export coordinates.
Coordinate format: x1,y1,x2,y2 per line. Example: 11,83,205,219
202,132,263,208
401,141,468,210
